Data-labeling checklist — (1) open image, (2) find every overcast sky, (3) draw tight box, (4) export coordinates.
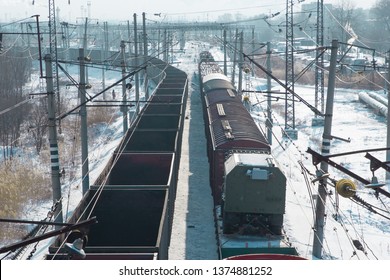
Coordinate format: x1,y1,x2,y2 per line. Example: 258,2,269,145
1,0,378,22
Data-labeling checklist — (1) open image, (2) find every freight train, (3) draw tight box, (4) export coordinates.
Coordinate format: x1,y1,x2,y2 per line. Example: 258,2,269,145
198,51,303,260
46,57,188,260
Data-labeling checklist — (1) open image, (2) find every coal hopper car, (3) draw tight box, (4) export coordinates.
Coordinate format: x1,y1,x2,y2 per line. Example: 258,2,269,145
46,57,188,260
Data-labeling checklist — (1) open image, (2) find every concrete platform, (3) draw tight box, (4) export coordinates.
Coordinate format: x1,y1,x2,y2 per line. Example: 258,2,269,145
168,72,218,260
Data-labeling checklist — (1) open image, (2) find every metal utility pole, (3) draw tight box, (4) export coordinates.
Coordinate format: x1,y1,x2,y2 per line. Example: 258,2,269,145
87,0,91,18
314,0,325,121
101,44,105,97
238,31,243,95
139,32,143,57
120,40,128,133
223,29,227,76
285,0,297,139
127,20,131,50
251,28,255,77
232,28,238,86
34,15,44,78
134,13,140,116
103,22,109,100
386,50,390,185
163,29,168,62
312,40,339,259
157,29,161,59
36,0,64,133
179,29,185,51
79,48,90,194
127,20,133,67
44,54,63,227
266,42,273,145
170,32,174,64
83,18,89,84
104,22,109,55
142,12,149,100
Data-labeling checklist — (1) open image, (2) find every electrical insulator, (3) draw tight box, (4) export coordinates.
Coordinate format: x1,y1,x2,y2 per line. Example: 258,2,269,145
335,179,357,198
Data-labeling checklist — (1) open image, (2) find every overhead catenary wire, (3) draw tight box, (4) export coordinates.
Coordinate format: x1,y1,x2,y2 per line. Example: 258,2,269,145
251,96,318,257
326,193,379,260
306,157,388,260
3,12,390,258
241,40,386,258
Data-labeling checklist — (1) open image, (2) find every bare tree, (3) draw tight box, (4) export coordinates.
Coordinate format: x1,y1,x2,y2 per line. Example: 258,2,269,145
329,0,356,47
370,0,390,51
373,0,390,32
0,47,32,159
28,99,48,154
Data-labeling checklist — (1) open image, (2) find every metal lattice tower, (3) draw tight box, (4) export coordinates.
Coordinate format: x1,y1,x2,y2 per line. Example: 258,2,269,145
49,0,58,86
285,0,295,131
315,0,325,115
48,0,61,126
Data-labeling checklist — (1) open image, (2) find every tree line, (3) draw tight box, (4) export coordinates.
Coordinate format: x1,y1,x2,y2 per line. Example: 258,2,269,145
0,47,33,159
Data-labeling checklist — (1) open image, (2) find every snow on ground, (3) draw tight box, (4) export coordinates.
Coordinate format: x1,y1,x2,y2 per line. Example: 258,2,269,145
250,74,389,259
267,83,390,260
169,45,218,259
0,63,134,260
2,41,389,261
204,46,390,260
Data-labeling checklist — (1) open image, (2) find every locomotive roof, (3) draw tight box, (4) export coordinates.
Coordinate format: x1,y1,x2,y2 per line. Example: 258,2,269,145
202,73,230,83
208,104,270,150
202,73,236,92
225,153,274,175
